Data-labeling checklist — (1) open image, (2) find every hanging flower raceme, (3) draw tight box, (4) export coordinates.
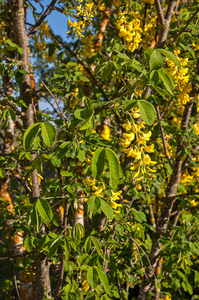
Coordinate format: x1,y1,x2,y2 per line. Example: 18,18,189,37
121,108,156,180
117,10,142,52
67,1,97,39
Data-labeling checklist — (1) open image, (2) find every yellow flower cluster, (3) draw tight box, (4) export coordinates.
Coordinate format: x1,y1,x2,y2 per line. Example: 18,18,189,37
193,43,199,51
117,11,142,52
68,1,96,39
82,279,90,292
159,295,171,300
69,88,79,109
194,122,199,135
0,21,6,44
110,190,122,213
101,125,111,140
81,35,95,58
115,0,124,7
85,178,123,213
32,21,50,51
167,50,192,106
121,108,156,179
143,0,154,3
142,15,157,51
68,19,85,39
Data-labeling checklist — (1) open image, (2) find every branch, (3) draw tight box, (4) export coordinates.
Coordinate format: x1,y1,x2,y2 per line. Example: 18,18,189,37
154,0,165,26
156,106,173,166
173,7,199,43
28,0,58,38
49,30,109,102
41,81,68,123
157,0,177,47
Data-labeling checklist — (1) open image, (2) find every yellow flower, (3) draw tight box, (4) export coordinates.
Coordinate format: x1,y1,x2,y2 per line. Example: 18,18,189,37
142,154,157,165
85,178,96,186
111,190,122,200
193,43,199,51
111,200,122,209
190,199,197,207
121,138,131,148
144,144,154,153
101,125,111,140
123,132,135,141
194,122,199,135
92,183,105,196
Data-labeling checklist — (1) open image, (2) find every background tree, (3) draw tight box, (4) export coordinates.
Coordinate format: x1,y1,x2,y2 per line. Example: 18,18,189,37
0,0,199,300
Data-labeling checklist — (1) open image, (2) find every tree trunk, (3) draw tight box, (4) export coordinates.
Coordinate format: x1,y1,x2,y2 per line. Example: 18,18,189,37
10,1,52,298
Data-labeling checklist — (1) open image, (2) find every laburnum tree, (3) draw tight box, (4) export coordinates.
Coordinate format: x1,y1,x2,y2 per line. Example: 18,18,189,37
0,0,199,299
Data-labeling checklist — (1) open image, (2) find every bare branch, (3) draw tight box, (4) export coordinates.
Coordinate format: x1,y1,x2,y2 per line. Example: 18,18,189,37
28,0,58,38
154,0,165,26
41,81,68,123
173,7,199,43
49,30,109,102
156,106,173,166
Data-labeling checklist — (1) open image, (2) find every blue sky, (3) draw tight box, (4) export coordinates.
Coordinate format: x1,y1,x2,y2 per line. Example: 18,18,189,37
27,0,69,110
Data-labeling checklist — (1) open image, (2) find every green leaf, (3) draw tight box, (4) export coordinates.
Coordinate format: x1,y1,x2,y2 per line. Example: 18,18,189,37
149,70,159,86
116,224,124,236
48,43,56,56
74,107,94,120
5,39,18,49
134,211,147,223
15,72,24,85
87,196,101,214
157,49,181,68
17,47,24,54
77,149,85,162
80,76,90,82
160,68,175,88
37,199,53,224
137,100,156,125
66,62,77,67
152,85,169,100
97,268,110,295
79,116,94,130
122,100,137,112
149,50,164,71
51,155,61,167
60,171,73,177
84,236,92,253
90,236,102,256
117,53,130,60
57,142,71,159
92,147,105,179
158,70,173,94
41,122,56,147
100,199,113,220
23,123,40,151
105,148,120,190
24,236,34,252
101,62,113,80
87,266,98,289
8,109,16,121
0,168,5,178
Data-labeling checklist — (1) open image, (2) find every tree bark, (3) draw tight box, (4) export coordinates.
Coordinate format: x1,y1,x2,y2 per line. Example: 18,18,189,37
10,1,52,298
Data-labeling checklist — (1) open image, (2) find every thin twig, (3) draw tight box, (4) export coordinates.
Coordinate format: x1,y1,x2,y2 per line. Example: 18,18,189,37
173,7,199,43
28,0,58,38
124,233,156,279
41,81,67,122
14,274,21,300
49,30,109,102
